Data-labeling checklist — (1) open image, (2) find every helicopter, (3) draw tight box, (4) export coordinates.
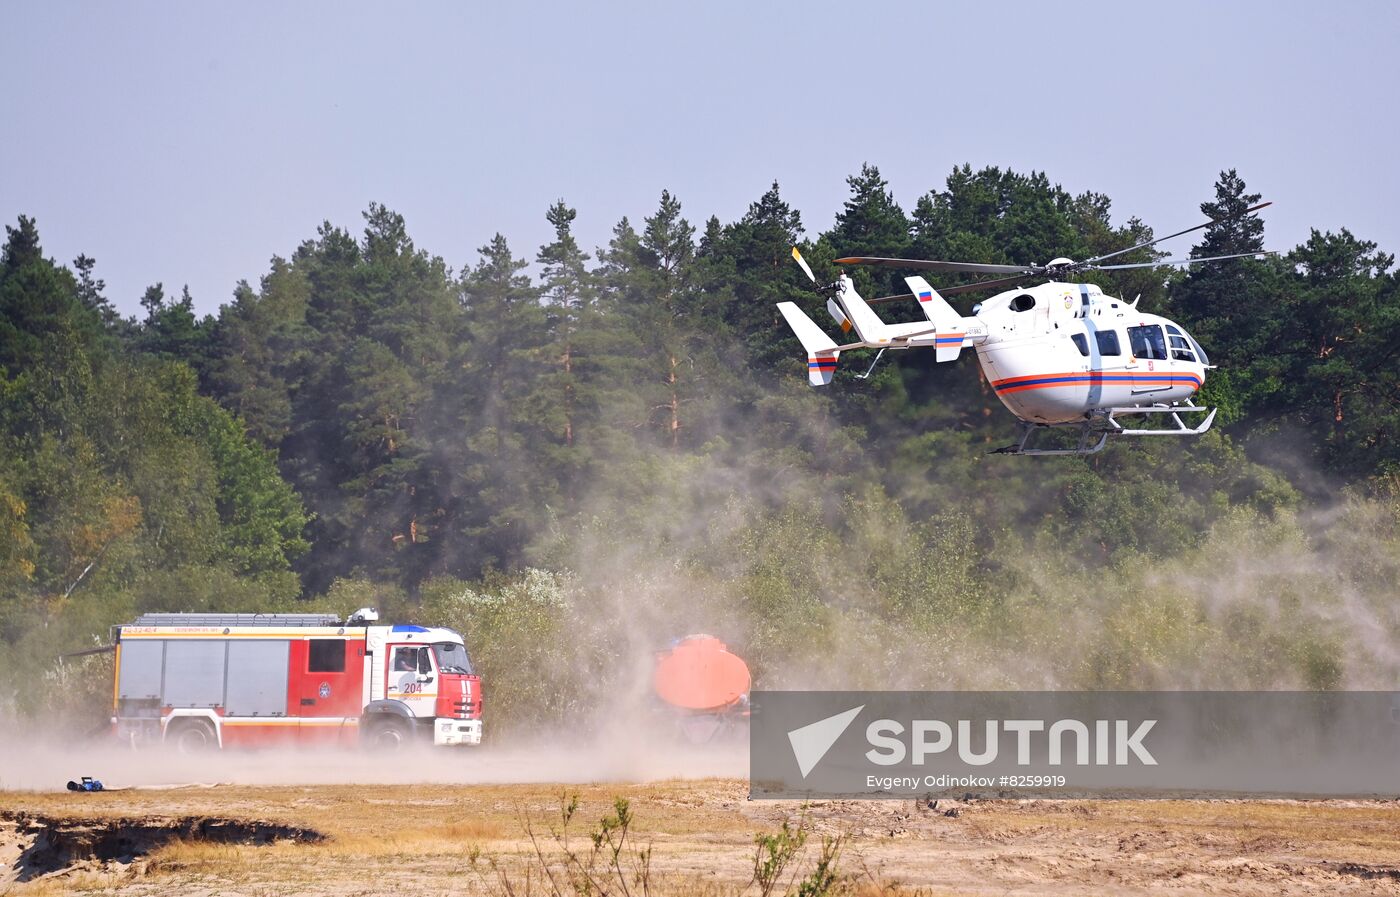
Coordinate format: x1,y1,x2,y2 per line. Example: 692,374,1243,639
777,202,1274,455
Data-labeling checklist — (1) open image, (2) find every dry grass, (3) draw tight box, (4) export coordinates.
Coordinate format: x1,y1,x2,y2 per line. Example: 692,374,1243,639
5,783,1400,896
2,869,131,897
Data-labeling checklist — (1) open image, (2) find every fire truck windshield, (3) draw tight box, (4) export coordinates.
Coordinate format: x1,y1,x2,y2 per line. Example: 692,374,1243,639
433,642,473,674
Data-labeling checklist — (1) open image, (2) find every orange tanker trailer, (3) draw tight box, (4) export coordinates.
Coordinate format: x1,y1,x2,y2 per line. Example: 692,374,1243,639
651,634,750,743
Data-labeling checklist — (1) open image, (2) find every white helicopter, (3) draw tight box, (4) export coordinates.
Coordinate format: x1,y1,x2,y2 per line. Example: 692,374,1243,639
778,203,1273,455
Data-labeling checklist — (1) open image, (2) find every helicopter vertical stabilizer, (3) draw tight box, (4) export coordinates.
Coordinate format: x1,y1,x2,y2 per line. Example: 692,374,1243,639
904,276,965,363
777,302,840,386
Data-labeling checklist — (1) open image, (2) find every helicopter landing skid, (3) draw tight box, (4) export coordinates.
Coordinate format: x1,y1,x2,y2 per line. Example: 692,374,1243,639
992,405,1217,456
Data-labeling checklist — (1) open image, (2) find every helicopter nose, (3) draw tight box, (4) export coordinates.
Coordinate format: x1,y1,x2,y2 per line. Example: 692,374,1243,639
1191,363,1207,396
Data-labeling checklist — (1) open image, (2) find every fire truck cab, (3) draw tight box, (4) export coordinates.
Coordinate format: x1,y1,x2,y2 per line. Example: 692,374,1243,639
111,608,482,750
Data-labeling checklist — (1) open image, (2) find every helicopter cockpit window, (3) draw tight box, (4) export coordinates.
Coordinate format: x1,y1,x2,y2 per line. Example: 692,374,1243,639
1168,334,1196,362
1070,333,1089,356
1190,337,1209,366
1170,323,1210,365
1095,330,1121,356
1010,294,1036,312
1127,325,1168,360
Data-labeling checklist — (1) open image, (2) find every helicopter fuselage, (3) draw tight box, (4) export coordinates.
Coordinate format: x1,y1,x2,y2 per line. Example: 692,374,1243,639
968,281,1208,425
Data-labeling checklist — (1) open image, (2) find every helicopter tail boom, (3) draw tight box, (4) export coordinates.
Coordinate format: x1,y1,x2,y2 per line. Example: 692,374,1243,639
777,302,840,386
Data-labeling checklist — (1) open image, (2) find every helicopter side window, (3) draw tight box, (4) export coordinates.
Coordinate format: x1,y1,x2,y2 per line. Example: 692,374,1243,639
1168,335,1196,362
1070,334,1089,356
1094,330,1121,356
1010,294,1036,312
1127,325,1168,360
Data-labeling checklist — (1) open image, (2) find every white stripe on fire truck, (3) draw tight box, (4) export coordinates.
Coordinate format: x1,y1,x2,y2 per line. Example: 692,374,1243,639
219,718,360,727
122,630,368,639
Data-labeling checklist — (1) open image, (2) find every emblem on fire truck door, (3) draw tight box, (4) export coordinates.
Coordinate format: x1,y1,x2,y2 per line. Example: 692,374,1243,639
318,682,330,699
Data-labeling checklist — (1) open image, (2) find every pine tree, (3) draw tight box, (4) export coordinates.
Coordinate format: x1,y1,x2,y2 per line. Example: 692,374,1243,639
0,216,108,374
537,200,593,449
136,283,210,365
1194,169,1265,259
1168,169,1274,406
72,254,122,330
455,233,549,572
632,191,698,449
204,261,310,448
831,163,910,259
703,181,806,369
1282,229,1398,472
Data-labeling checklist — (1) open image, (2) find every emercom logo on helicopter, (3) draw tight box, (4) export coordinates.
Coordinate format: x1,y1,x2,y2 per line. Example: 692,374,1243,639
778,203,1274,455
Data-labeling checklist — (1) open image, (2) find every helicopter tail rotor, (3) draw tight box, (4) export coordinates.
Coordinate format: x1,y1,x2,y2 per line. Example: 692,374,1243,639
826,298,853,334
791,246,818,285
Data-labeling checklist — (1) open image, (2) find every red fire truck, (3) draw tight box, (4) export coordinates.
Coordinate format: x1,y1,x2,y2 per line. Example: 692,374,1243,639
110,608,482,750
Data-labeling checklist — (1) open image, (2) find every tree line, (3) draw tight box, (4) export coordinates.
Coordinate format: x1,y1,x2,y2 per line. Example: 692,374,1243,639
2,164,1397,720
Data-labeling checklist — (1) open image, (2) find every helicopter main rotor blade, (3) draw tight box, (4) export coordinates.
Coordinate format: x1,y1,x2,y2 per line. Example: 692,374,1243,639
866,271,1039,304
791,246,818,284
866,291,916,306
940,272,1038,296
1092,250,1277,271
834,256,1036,276
1084,201,1272,266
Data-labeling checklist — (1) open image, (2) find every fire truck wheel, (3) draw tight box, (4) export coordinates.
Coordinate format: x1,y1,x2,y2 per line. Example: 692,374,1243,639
366,716,411,750
167,718,218,753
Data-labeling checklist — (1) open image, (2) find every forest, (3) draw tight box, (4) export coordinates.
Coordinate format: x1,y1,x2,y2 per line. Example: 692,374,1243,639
3,165,1398,732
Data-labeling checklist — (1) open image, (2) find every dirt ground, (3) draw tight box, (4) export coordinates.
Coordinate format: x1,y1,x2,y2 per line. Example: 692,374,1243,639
4,777,1400,896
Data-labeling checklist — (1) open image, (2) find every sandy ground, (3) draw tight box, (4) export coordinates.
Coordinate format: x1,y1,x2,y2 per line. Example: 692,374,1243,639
0,732,749,791
4,770,1400,896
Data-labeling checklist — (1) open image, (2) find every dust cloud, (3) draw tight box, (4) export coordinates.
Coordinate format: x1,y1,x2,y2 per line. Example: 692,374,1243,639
0,731,745,792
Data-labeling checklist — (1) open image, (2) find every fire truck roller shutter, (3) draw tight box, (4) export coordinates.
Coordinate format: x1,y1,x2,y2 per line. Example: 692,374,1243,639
225,640,291,716
118,640,164,700
163,640,226,707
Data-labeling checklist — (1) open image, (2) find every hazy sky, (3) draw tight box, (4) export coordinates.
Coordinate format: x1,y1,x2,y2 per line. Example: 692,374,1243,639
3,1,1397,317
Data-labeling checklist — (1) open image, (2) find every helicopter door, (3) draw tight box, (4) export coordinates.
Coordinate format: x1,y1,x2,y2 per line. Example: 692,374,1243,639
1126,325,1171,393
1087,327,1128,406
